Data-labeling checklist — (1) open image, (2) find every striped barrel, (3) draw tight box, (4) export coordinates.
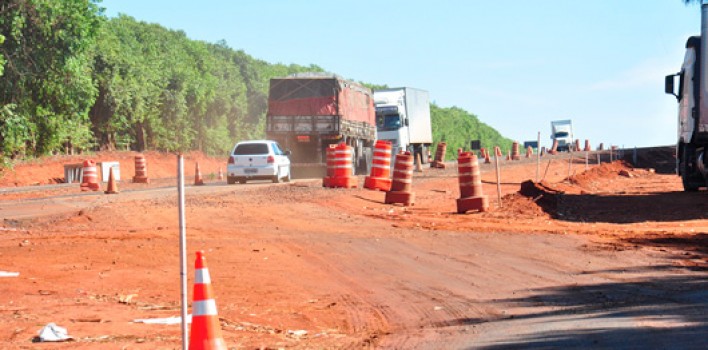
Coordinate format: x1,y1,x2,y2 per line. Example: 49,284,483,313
323,143,358,188
370,140,392,179
456,152,488,213
133,154,149,183
80,160,99,191
457,152,483,198
391,152,413,193
364,140,393,191
511,142,521,160
385,151,415,205
431,142,447,168
332,143,353,178
189,251,227,350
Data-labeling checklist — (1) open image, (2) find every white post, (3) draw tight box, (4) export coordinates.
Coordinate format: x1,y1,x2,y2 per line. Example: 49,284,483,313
535,131,541,182
178,154,188,349
495,154,502,207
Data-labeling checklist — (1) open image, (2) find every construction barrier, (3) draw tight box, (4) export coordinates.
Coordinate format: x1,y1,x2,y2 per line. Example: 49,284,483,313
385,151,415,206
364,140,393,191
80,160,100,191
431,142,447,169
549,140,559,155
597,143,604,151
574,139,581,152
188,251,227,350
194,162,204,186
323,143,357,188
133,154,149,183
584,140,591,152
104,167,119,194
456,152,488,213
511,142,521,160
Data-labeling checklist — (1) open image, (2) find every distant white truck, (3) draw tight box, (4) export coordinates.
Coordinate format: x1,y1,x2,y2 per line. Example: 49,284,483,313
374,87,433,163
550,120,574,151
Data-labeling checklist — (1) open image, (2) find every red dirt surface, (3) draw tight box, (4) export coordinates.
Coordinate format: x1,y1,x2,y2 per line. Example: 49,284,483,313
1,150,706,349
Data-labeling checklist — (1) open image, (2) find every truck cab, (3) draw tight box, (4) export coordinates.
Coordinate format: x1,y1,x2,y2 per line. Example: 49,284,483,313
374,87,432,163
550,120,574,152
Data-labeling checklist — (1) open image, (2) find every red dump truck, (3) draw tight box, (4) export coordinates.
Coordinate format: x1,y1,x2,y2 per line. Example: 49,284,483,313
265,73,376,178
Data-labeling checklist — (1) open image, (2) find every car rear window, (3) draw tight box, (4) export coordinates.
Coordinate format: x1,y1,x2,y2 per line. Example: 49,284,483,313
233,143,269,155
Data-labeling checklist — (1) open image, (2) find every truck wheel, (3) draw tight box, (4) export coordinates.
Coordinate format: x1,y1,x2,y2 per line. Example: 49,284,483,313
681,144,702,191
227,176,237,185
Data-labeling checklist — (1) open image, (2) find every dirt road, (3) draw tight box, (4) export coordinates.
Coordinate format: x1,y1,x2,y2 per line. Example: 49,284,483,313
0,149,706,349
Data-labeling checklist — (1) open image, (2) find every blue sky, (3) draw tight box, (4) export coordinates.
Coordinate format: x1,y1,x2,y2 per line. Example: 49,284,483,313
102,0,700,148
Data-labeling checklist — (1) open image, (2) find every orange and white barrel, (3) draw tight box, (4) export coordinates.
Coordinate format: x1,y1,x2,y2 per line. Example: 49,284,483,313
511,142,521,160
456,152,488,213
385,151,415,206
133,154,149,183
80,160,100,191
431,142,447,169
364,140,393,191
323,143,357,188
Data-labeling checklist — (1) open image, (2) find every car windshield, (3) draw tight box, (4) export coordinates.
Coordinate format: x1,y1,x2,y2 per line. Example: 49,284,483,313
234,143,269,155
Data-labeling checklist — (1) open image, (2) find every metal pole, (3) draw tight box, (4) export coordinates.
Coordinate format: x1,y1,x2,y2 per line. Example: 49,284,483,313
543,159,552,181
567,149,573,179
610,147,614,162
535,131,541,182
494,154,502,208
178,154,188,350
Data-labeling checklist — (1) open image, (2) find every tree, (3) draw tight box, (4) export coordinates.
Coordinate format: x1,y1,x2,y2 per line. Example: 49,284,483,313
0,0,103,157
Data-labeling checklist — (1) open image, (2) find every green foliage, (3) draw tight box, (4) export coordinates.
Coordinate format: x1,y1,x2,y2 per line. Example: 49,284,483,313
0,4,513,163
431,104,514,160
0,0,103,158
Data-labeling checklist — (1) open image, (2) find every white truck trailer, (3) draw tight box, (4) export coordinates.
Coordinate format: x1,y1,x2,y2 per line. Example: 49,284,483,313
374,87,433,163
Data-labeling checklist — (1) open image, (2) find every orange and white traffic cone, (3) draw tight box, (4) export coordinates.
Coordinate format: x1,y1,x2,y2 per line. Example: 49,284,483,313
218,167,224,181
194,162,204,186
189,251,227,350
104,167,119,194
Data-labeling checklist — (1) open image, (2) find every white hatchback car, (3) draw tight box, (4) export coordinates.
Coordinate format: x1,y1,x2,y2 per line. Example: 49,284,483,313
226,140,291,184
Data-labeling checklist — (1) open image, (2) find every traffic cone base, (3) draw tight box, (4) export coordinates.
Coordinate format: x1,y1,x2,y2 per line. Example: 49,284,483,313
456,196,489,214
385,191,415,206
364,177,392,192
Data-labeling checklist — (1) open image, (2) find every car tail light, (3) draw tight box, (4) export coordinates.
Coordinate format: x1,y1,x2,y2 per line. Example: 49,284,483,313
228,156,235,164
267,155,275,163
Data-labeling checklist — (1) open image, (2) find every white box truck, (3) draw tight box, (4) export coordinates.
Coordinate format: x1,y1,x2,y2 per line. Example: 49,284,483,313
550,119,574,152
374,87,433,163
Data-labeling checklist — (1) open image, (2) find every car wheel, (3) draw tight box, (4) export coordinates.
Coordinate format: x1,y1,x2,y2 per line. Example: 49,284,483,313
238,178,246,184
227,176,236,185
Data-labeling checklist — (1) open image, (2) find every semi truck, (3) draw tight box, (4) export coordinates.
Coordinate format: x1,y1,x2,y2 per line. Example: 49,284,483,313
265,73,376,178
665,3,708,191
373,87,433,163
550,119,574,152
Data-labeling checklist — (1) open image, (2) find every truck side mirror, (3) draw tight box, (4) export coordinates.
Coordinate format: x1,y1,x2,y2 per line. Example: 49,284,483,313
665,74,678,99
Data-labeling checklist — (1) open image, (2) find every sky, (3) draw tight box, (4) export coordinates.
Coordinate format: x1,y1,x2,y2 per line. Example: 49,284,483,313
101,0,701,148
